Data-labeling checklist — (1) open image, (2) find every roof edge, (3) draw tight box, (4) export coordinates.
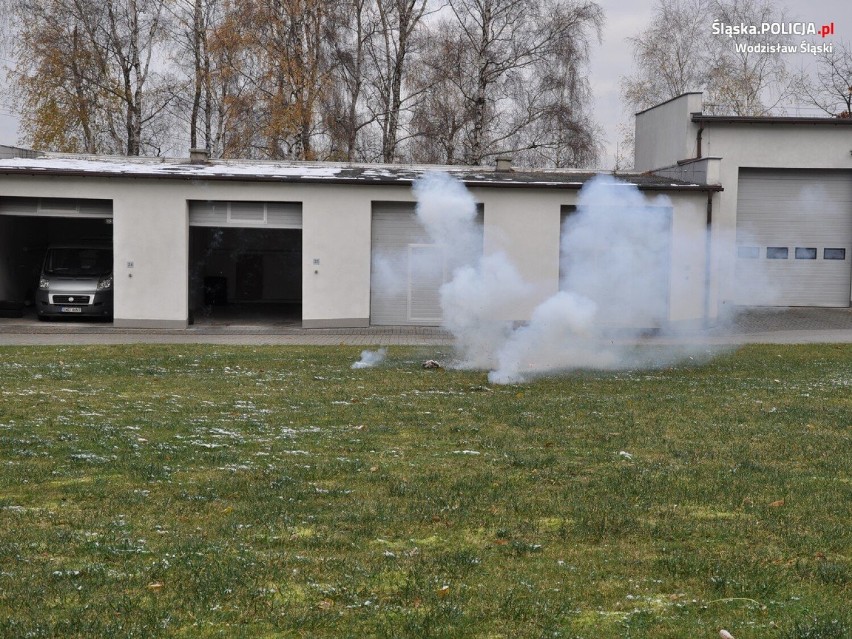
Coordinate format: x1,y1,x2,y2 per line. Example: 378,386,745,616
691,114,852,125
0,165,721,192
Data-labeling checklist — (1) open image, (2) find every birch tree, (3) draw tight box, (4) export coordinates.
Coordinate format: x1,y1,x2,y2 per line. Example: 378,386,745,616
210,0,340,160
166,0,219,151
6,0,173,155
411,0,603,166
367,0,431,163
325,0,380,161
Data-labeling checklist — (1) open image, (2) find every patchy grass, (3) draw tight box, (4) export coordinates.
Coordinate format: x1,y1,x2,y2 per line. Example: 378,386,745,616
0,344,849,638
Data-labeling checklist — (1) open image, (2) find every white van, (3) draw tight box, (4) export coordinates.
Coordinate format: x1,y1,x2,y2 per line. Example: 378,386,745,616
36,243,113,320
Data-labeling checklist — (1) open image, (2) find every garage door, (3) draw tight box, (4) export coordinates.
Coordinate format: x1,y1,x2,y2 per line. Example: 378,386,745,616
735,169,852,307
189,201,301,228
0,197,112,218
370,203,482,326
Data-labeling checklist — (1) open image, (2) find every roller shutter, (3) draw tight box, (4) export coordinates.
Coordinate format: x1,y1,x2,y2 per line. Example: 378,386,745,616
370,202,481,326
0,197,112,218
188,201,302,228
735,170,852,307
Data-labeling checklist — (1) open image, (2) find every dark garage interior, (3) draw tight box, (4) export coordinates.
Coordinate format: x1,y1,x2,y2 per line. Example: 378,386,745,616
0,213,113,320
188,227,302,325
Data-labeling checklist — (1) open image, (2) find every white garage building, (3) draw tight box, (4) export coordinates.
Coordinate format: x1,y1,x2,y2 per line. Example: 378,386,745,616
0,156,717,329
2,96,847,330
635,92,852,311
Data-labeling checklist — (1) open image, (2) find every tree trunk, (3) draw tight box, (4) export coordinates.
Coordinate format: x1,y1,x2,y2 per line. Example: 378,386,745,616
190,0,203,149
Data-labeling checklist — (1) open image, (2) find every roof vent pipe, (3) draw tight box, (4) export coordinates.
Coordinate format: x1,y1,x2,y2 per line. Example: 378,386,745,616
495,157,513,172
189,148,210,164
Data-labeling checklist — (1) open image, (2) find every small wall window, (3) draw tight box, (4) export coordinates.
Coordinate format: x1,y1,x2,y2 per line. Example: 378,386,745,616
737,246,760,259
795,247,817,260
766,247,788,259
824,248,846,260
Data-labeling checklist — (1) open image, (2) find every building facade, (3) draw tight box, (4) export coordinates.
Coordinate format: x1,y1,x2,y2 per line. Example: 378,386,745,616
635,92,852,312
0,157,716,328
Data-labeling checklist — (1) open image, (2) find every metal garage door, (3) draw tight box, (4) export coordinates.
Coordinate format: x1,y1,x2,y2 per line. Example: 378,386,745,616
370,203,482,326
0,197,112,218
735,169,852,307
189,201,301,228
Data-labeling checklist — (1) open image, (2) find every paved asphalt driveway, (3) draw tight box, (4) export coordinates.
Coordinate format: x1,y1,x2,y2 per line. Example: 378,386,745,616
1,307,851,346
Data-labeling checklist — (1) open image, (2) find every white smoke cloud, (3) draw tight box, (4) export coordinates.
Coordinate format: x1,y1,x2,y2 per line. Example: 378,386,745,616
484,174,688,382
351,347,388,369
371,171,742,383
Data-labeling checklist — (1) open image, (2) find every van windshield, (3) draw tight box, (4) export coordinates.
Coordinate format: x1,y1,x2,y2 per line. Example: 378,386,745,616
44,248,112,277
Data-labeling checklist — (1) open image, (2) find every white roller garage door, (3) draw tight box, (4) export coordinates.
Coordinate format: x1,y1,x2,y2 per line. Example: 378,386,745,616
189,201,302,228
0,197,112,218
370,203,482,326
735,169,852,307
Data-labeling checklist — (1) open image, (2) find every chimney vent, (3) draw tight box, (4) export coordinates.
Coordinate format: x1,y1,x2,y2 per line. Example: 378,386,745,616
189,148,210,164
495,157,513,172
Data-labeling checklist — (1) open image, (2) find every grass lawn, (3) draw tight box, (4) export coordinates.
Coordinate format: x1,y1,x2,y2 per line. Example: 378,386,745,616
0,343,849,638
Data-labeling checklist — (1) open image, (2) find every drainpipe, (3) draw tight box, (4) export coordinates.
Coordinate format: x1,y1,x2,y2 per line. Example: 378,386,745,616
704,191,713,327
696,124,704,159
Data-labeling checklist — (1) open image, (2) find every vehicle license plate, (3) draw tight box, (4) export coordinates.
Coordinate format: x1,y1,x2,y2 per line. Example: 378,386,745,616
60,307,82,313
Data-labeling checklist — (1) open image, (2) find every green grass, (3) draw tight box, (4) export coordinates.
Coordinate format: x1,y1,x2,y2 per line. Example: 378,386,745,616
0,344,849,638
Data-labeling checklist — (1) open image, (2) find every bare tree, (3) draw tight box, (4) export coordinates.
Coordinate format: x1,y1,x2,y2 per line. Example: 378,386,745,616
407,27,471,164
366,0,432,163
410,0,603,167
324,0,380,161
795,40,852,117
622,0,793,116
622,0,710,110
5,0,174,155
705,0,792,115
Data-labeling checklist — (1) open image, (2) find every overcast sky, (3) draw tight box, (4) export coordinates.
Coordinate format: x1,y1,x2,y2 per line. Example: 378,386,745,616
0,0,848,168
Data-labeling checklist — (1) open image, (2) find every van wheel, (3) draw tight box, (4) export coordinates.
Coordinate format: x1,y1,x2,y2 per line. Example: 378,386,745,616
37,315,50,322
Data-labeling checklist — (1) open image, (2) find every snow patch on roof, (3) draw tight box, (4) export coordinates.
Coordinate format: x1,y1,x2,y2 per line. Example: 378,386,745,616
0,156,345,179
0,155,716,191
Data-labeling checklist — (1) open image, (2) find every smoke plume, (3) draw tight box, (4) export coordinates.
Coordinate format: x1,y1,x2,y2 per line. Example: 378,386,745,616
407,172,723,383
351,347,388,369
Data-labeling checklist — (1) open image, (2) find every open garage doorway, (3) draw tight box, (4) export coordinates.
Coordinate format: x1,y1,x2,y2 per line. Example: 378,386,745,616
0,198,113,322
188,201,303,327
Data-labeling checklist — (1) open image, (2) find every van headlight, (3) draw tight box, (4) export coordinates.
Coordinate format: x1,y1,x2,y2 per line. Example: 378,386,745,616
39,277,50,290
97,275,113,290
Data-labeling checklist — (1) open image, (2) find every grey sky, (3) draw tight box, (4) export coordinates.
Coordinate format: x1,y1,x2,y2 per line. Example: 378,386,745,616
1,0,849,167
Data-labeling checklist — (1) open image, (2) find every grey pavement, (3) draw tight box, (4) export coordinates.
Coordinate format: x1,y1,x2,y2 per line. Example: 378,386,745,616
0,307,851,346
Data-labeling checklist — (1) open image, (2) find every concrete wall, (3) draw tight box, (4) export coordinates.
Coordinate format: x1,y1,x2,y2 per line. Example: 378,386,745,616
634,93,703,171
112,186,189,328
301,186,374,328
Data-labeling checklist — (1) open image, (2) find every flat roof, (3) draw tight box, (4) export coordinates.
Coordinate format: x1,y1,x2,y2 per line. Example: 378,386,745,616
0,156,721,192
691,114,852,126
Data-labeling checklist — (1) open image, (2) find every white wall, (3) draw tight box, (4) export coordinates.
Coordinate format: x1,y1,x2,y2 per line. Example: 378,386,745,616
634,93,703,172
473,187,563,320
112,186,189,327
667,192,712,325
301,185,374,327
